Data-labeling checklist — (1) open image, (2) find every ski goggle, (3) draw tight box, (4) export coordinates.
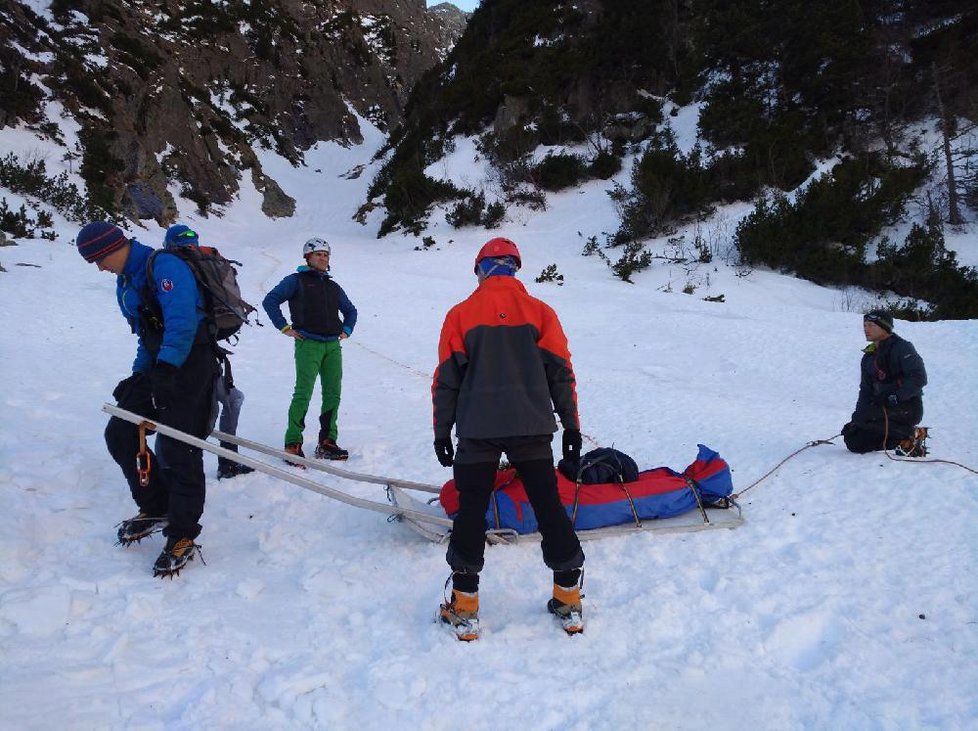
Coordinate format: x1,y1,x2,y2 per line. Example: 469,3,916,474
175,229,198,240
863,313,891,331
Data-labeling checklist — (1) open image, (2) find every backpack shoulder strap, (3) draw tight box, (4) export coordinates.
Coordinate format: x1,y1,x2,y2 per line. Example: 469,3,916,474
144,249,161,292
145,248,194,289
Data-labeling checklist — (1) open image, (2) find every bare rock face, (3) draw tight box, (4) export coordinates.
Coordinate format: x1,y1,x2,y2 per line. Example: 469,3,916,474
428,3,471,54
0,0,466,223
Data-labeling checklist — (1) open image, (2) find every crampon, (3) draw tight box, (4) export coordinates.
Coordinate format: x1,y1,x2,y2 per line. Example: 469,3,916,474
153,537,203,578
116,513,168,546
438,588,480,641
895,426,929,458
547,583,584,635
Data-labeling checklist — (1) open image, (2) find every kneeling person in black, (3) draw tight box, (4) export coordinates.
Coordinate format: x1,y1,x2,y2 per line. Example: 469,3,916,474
842,310,928,455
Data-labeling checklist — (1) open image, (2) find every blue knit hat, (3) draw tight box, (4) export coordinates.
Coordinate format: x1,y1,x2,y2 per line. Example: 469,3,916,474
163,224,199,249
76,222,128,263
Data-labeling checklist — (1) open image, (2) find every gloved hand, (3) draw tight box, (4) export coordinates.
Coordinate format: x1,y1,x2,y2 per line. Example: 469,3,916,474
112,372,145,402
562,428,582,461
886,394,899,408
434,438,454,467
150,362,179,411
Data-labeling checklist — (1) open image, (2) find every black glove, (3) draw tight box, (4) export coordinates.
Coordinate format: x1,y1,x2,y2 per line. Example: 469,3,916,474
150,362,179,411
886,394,899,408
562,428,582,461
434,438,454,467
112,372,145,402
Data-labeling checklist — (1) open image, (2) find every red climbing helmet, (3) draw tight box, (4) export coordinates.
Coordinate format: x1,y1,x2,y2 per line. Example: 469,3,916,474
473,237,522,273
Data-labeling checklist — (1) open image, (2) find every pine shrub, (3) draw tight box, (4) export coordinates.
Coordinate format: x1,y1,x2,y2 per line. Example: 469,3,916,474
534,153,587,192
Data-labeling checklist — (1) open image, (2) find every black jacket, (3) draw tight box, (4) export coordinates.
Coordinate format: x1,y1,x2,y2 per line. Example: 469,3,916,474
853,333,926,423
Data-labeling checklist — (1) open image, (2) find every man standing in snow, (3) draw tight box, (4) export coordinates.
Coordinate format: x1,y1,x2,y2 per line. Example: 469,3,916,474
262,237,357,462
76,221,220,577
432,237,585,640
162,224,254,480
842,310,928,456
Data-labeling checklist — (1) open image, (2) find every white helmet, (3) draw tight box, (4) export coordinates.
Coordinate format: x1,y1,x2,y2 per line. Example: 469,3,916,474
303,237,331,257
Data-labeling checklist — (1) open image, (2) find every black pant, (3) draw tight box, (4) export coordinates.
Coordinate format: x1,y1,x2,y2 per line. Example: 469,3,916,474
843,401,921,454
446,435,584,578
105,343,218,540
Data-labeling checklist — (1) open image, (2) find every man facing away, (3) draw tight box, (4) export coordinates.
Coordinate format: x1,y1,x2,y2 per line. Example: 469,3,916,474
262,237,357,461
162,224,254,480
432,237,586,640
76,221,220,577
842,310,928,456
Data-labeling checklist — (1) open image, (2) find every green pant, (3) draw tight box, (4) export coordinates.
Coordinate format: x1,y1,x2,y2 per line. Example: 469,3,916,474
285,339,342,446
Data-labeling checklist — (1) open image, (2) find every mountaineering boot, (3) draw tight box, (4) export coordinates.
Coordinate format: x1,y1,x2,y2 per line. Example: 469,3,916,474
283,442,307,469
117,512,168,546
314,438,349,461
315,412,348,460
439,589,480,641
218,443,255,479
895,426,929,457
548,583,584,635
217,460,255,479
153,536,201,578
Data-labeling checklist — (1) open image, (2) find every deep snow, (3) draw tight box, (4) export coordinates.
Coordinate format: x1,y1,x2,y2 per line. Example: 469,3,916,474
1,100,977,729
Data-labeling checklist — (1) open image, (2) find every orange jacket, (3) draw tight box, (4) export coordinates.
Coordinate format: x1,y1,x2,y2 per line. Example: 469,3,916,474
432,276,579,440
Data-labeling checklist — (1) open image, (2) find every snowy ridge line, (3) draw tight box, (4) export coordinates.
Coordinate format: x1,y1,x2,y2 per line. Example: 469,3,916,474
212,428,442,493
101,404,454,527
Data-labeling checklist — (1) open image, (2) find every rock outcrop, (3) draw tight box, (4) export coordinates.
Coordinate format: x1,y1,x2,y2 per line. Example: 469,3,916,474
0,0,466,223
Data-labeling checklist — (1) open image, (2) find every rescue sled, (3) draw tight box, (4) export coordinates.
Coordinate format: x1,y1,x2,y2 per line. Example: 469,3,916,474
392,444,743,544
103,405,742,545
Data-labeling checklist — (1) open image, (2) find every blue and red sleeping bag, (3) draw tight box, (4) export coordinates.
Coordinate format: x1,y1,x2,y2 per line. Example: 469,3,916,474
439,444,734,533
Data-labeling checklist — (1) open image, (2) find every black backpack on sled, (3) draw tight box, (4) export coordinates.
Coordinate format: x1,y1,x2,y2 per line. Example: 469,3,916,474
558,447,640,484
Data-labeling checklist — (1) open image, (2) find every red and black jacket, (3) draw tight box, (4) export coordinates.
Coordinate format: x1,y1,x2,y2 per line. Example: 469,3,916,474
432,276,579,440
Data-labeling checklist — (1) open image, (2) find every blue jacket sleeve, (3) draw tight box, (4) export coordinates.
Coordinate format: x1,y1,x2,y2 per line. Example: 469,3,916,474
262,275,298,331
337,285,357,336
152,253,204,368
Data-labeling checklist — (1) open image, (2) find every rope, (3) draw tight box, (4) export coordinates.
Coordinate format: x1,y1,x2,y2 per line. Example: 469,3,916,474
344,337,977,480
731,433,840,500
352,339,603,447
735,416,977,503
351,340,430,378
881,408,978,474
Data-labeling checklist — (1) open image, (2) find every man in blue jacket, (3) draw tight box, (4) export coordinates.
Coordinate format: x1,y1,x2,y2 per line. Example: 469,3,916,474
263,237,357,461
77,221,220,577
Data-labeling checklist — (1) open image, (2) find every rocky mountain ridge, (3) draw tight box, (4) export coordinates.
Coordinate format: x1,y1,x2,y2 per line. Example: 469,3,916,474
0,0,468,223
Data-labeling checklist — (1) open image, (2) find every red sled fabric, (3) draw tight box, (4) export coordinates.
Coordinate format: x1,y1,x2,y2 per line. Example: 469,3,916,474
439,444,733,533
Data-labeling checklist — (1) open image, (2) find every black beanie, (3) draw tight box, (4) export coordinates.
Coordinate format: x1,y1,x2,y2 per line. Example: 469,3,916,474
864,310,894,333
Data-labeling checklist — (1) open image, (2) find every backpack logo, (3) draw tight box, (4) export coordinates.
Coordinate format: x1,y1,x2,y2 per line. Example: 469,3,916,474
161,279,174,292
